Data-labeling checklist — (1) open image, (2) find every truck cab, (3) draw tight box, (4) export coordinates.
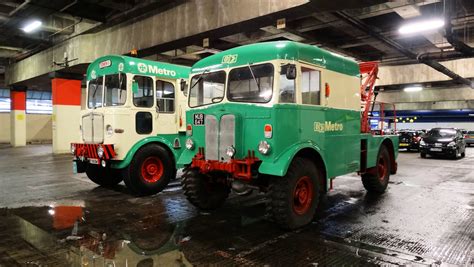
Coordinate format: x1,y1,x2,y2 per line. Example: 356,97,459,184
178,41,398,229
72,55,190,195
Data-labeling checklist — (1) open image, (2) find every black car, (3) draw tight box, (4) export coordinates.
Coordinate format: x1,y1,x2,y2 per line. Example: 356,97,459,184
419,128,466,159
398,130,424,151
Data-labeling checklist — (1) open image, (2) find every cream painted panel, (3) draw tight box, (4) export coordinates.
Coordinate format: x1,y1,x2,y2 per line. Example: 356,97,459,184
0,113,10,143
320,68,360,110
26,114,52,142
10,110,26,147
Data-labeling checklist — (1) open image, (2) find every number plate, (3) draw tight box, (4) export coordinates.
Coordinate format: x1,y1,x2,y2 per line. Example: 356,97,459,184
72,162,78,174
89,158,99,164
194,113,205,125
399,143,409,147
430,148,442,152
435,143,442,147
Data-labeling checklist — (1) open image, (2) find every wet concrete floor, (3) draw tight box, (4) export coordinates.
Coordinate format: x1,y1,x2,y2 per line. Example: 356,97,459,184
0,145,472,266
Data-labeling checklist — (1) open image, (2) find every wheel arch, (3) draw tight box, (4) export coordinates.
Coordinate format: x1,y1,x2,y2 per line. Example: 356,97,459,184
111,137,178,169
381,138,397,175
258,142,328,190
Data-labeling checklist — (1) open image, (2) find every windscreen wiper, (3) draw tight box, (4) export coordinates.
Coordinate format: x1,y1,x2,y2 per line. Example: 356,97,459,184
190,69,210,90
247,63,261,92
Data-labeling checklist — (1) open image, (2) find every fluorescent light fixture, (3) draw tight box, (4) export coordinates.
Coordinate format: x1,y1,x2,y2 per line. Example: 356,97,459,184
399,19,444,35
404,86,423,92
22,20,42,33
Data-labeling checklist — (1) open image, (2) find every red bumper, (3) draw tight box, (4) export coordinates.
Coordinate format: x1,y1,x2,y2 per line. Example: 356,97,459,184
191,148,260,180
71,143,116,160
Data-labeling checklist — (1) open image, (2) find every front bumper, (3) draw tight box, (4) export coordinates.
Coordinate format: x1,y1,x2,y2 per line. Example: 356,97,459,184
191,148,260,180
420,146,456,156
71,143,116,171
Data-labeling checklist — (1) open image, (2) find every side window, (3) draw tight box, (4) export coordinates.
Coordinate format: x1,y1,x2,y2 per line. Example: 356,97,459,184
156,80,175,113
133,76,154,108
279,65,295,103
301,67,321,105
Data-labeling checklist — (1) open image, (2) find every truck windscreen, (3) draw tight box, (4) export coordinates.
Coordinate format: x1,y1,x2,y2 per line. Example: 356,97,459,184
227,63,274,103
189,71,225,107
104,73,126,107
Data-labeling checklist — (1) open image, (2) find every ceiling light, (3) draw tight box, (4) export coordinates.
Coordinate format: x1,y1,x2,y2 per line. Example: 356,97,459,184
404,86,423,92
399,19,444,35
22,20,42,33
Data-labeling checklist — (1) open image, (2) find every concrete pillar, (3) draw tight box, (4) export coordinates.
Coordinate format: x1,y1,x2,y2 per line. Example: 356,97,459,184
10,89,26,147
51,77,82,154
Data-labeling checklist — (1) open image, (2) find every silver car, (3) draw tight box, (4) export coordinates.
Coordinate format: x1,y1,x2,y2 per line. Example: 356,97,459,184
466,131,474,146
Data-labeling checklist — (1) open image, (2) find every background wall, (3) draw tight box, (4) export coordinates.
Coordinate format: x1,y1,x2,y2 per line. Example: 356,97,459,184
396,122,474,131
0,113,52,143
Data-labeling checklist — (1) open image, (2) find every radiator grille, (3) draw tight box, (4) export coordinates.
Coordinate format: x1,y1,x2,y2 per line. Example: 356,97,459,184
205,115,218,160
81,113,104,144
219,114,235,162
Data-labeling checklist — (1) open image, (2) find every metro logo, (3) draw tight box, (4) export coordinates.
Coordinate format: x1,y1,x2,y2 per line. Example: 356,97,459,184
314,121,344,133
137,62,177,76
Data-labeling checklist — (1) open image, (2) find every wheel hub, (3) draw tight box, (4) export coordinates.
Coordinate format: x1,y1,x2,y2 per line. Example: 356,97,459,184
293,176,314,215
141,157,164,183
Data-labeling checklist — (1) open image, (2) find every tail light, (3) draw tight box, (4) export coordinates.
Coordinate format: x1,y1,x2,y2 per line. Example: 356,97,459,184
264,124,272,138
186,124,192,136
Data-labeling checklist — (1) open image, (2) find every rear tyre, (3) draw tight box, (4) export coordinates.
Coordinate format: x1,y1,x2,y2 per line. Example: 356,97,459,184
123,144,175,196
362,145,391,194
420,152,426,158
86,165,123,187
181,168,230,210
268,157,320,230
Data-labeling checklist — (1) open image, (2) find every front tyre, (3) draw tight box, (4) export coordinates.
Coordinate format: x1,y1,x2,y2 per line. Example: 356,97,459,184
86,165,123,187
123,144,176,196
268,157,320,230
181,168,230,210
362,145,391,194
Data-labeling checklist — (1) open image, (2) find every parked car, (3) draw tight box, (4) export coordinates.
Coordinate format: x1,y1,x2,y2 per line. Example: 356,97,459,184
419,128,466,159
465,130,474,146
398,130,424,151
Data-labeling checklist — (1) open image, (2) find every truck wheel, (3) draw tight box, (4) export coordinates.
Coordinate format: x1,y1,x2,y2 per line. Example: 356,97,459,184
123,144,175,196
181,168,230,210
362,145,391,194
86,165,123,187
268,157,320,230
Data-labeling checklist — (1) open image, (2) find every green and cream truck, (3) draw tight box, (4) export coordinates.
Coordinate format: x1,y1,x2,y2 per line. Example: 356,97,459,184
178,41,398,229
71,55,190,195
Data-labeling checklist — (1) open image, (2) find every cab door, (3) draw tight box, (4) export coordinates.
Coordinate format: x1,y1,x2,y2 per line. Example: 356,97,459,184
155,79,178,134
131,75,155,137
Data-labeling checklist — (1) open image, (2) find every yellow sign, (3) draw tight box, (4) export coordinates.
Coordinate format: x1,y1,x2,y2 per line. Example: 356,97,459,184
314,121,344,133
222,54,238,64
16,114,24,121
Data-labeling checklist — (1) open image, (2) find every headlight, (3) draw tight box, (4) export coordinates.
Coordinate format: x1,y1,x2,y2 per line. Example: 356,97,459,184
106,125,113,136
71,144,76,155
97,146,104,158
258,141,271,155
185,139,194,150
420,140,426,146
225,146,236,158
447,141,456,147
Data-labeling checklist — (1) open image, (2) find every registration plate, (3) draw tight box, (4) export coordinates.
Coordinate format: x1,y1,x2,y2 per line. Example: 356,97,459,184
72,162,78,174
399,143,409,147
193,113,205,125
430,148,442,152
434,143,442,147
89,158,99,164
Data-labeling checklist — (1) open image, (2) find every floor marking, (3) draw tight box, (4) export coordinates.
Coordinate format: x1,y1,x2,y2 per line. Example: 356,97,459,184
27,181,80,189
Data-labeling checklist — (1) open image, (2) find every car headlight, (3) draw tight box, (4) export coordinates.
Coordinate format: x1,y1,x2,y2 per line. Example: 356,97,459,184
226,146,236,158
71,144,76,155
185,139,195,150
258,141,271,155
97,146,104,158
447,141,456,147
420,140,426,146
106,125,113,136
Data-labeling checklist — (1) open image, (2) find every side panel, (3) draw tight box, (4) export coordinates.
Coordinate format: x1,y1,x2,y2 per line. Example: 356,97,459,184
365,135,398,168
111,133,186,169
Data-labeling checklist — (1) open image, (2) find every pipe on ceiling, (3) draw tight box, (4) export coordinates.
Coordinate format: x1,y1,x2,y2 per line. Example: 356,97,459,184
8,0,30,16
60,0,78,12
445,0,474,57
333,11,473,89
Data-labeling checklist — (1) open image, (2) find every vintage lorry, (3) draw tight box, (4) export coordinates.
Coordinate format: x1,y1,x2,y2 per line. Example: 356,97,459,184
178,41,398,229
71,55,190,195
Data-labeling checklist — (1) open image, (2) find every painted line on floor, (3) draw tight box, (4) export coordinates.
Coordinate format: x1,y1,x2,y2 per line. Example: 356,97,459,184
26,181,81,189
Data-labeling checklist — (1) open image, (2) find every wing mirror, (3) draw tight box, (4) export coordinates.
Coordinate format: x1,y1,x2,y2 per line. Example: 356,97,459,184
285,64,297,80
180,79,187,92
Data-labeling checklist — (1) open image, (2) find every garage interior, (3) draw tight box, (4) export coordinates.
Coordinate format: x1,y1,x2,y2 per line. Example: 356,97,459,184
0,0,473,266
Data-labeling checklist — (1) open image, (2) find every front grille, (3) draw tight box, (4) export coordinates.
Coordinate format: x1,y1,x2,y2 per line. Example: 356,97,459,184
82,112,104,144
204,114,236,162
205,115,218,160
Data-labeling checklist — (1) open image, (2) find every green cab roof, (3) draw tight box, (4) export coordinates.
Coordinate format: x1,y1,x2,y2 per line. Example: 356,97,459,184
191,41,360,77
86,55,190,81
